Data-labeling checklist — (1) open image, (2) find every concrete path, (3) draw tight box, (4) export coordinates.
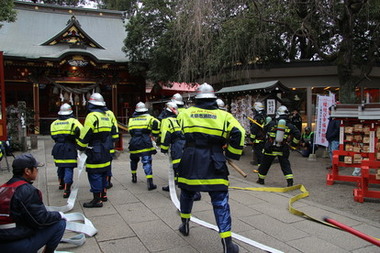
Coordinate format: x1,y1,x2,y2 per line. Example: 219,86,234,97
0,136,379,252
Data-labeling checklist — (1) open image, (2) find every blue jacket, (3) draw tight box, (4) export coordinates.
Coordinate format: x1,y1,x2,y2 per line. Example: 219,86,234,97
50,115,83,168
0,177,62,242
128,112,160,158
78,104,115,173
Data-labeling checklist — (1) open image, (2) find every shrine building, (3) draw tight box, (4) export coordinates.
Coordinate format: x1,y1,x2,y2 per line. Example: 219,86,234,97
0,1,144,134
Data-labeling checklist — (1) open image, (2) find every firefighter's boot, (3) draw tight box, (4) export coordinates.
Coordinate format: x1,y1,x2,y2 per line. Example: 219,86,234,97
106,176,113,189
83,193,103,208
193,191,201,201
221,236,239,253
287,179,294,187
132,174,137,183
256,178,265,185
58,178,64,190
147,178,157,191
63,183,72,198
101,189,108,202
179,218,190,236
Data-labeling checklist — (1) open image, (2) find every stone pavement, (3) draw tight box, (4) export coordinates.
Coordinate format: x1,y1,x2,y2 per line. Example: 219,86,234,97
1,135,379,253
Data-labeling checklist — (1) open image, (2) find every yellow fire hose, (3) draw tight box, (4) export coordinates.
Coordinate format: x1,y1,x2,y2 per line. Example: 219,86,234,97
230,184,336,228
229,184,380,242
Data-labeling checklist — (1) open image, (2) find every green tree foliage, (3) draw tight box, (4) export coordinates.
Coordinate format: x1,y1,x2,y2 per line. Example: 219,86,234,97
123,0,180,82
124,0,380,101
0,0,17,29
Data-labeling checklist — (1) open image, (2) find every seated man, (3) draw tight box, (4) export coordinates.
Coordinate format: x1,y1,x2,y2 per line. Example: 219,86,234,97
300,127,317,157
0,153,66,253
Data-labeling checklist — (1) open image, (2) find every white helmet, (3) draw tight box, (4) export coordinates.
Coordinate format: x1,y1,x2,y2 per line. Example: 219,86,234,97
195,83,216,99
88,93,106,106
166,101,178,114
135,102,148,112
171,93,184,106
216,99,225,108
276,105,289,117
58,103,73,115
216,99,227,110
254,102,264,112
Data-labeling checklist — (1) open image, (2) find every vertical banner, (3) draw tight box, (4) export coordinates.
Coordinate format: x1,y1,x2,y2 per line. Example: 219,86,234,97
314,95,334,147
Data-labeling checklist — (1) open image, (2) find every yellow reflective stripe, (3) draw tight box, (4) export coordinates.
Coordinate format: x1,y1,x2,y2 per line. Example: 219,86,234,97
220,231,231,238
184,126,228,138
51,130,72,135
177,177,229,186
77,142,87,148
293,139,300,144
54,159,77,163
129,125,148,130
227,145,243,156
112,134,119,139
129,147,156,154
180,213,191,219
161,145,169,151
146,175,153,179
131,170,137,174
172,158,180,164
258,173,266,179
86,161,111,168
93,127,112,133
285,174,293,179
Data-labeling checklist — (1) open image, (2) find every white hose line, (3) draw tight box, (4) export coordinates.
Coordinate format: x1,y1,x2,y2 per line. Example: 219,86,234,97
47,153,98,246
167,162,283,253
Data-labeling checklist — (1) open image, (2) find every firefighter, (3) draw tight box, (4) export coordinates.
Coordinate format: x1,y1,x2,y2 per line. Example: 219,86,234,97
250,102,266,173
78,93,116,208
257,105,300,187
0,153,66,253
50,103,83,198
105,107,119,189
176,83,245,253
128,102,160,190
159,101,185,192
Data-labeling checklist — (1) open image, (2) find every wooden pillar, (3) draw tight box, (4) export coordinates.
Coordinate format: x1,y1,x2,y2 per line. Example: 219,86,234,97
307,86,312,128
33,83,40,134
112,84,118,116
